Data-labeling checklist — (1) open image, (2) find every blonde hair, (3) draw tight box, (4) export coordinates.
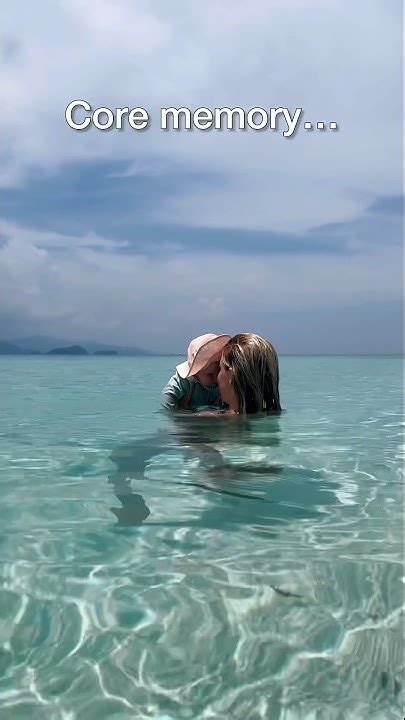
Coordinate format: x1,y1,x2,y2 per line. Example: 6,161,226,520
222,333,281,414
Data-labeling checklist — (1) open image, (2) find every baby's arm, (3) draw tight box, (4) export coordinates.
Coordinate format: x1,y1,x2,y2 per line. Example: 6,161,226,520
161,372,193,411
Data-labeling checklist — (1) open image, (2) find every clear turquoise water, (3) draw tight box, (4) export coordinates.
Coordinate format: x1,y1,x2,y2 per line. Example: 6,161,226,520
0,356,402,719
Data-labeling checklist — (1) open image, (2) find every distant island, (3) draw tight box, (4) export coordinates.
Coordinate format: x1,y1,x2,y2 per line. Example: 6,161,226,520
0,341,25,355
47,345,88,356
0,335,155,356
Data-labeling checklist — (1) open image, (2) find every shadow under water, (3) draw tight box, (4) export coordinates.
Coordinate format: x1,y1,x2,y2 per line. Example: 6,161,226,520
108,413,339,532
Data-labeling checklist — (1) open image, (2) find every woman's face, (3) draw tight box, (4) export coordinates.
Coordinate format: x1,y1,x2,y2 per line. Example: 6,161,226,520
217,355,237,406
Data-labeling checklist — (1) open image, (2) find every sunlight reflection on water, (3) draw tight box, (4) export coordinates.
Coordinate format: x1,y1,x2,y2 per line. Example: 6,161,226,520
0,356,402,719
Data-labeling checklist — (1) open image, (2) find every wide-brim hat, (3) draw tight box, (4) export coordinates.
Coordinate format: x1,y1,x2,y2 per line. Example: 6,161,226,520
176,333,231,378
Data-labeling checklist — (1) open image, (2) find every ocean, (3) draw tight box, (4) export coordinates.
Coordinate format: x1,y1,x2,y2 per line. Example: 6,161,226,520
0,356,402,719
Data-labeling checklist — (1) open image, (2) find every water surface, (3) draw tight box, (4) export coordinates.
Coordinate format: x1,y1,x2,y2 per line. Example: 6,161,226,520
0,356,402,719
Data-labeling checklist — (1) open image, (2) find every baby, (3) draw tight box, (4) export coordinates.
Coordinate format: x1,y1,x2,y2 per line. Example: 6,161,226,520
161,333,231,411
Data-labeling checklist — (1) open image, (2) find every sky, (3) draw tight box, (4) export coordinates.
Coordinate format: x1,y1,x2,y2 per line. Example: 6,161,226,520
0,0,402,354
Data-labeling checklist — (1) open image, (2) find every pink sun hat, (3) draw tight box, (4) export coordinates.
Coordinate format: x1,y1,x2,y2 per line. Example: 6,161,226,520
176,333,231,379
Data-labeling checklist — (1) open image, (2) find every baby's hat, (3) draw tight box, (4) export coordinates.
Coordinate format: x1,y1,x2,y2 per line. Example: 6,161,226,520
176,334,231,378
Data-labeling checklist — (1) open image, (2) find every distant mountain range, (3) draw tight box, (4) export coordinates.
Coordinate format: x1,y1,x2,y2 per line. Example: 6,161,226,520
0,335,155,356
47,345,89,355
0,341,30,355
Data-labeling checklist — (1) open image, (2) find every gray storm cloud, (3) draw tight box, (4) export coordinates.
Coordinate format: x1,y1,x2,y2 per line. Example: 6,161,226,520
0,0,401,231
0,0,402,351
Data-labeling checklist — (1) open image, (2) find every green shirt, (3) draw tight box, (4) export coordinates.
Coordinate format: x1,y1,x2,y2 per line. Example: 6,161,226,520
161,371,221,410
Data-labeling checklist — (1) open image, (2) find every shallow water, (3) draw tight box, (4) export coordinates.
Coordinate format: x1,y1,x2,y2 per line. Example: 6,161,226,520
0,356,402,719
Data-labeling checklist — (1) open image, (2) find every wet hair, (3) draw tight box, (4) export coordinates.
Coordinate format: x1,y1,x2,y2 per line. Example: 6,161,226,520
222,333,281,414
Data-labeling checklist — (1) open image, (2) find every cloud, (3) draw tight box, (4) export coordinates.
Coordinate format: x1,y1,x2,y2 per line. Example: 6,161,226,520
0,0,402,232
155,174,364,233
0,1,402,353
0,219,128,250
0,213,401,352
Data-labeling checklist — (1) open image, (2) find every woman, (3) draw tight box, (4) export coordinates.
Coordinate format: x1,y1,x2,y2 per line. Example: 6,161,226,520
108,333,281,524
216,333,281,415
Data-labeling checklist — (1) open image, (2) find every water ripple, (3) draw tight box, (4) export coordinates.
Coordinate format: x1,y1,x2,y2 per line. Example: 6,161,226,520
0,356,402,718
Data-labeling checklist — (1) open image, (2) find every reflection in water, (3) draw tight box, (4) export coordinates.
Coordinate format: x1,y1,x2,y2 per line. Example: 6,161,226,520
108,413,339,530
2,357,402,718
109,474,150,526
